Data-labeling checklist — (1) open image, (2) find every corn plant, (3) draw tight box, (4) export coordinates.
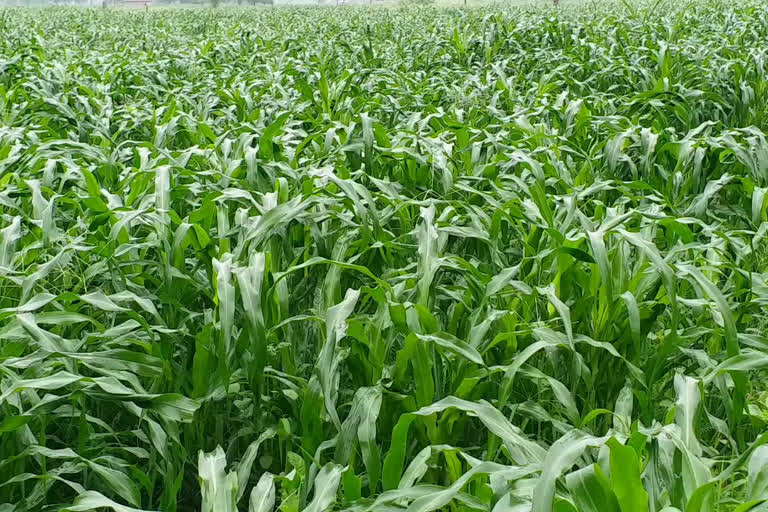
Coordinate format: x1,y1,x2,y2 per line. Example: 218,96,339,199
2,2,768,512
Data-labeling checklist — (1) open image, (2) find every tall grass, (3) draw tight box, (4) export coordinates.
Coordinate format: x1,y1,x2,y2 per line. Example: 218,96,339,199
2,2,768,511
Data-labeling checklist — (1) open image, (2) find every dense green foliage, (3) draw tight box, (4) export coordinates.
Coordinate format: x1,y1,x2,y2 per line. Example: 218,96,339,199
2,2,768,511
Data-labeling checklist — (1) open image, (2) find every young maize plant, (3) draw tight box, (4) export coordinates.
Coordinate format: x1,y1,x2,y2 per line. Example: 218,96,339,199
2,1,768,511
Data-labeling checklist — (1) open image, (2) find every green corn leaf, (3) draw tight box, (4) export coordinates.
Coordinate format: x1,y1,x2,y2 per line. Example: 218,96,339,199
566,464,620,512
199,446,238,512
532,431,609,512
62,491,157,512
304,463,344,512
606,438,649,512
249,473,276,512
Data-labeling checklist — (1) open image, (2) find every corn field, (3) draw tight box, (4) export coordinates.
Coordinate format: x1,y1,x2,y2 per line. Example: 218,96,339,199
2,2,768,511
